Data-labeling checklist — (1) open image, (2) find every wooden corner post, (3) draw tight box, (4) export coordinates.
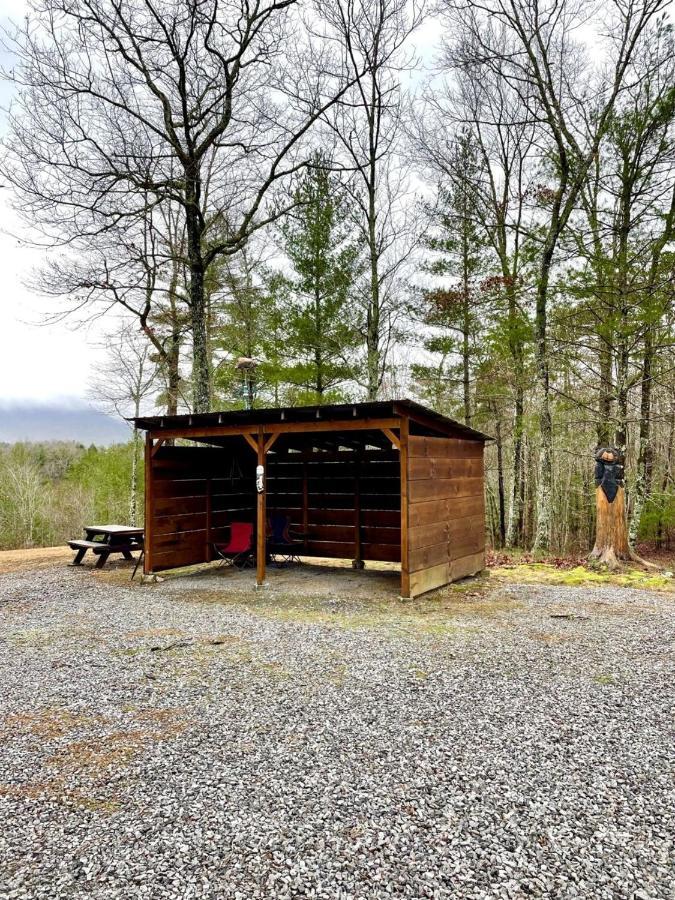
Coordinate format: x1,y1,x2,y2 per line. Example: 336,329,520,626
144,433,153,575
256,425,266,588
400,416,410,599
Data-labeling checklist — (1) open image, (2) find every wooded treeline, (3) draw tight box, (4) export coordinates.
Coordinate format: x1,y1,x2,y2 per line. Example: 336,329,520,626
2,0,674,555
0,442,137,549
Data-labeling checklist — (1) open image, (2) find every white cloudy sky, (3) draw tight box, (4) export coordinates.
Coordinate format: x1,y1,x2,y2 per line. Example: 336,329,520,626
0,0,439,406
0,0,113,406
0,1,440,408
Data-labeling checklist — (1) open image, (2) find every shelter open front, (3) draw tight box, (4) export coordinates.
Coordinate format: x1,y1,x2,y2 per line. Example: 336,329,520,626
135,400,490,598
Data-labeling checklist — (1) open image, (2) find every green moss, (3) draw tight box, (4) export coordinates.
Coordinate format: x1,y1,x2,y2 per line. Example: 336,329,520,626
491,563,674,592
594,673,617,686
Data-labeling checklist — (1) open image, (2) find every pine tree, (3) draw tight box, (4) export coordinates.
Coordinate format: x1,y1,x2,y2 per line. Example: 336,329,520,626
414,137,490,426
275,160,361,404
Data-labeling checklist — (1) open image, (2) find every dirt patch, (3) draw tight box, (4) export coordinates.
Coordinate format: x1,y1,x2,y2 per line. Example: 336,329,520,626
0,707,105,740
0,705,188,812
0,546,73,575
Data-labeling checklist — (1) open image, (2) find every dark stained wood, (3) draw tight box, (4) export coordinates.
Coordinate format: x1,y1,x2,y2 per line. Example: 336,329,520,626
152,479,209,499
408,436,484,459
409,457,483,480
144,433,153,574
304,539,356,557
354,453,362,565
409,521,449,551
400,415,410,598
256,426,266,587
149,416,400,441
140,407,485,588
450,551,485,581
409,563,449,597
381,427,400,449
303,508,400,527
409,541,448,572
154,512,208,534
205,476,213,562
152,545,216,571
406,432,486,597
408,477,484,503
409,496,484,528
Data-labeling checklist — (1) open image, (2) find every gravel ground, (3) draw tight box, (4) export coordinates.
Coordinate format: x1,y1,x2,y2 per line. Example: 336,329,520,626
0,565,673,900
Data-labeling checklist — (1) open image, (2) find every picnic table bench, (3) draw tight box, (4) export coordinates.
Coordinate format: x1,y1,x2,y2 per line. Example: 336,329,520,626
68,525,144,569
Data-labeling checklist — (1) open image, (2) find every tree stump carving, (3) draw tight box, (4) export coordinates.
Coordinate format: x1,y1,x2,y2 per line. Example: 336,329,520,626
590,447,630,568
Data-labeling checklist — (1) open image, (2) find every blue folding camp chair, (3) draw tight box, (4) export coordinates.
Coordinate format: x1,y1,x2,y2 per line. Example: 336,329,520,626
267,513,302,567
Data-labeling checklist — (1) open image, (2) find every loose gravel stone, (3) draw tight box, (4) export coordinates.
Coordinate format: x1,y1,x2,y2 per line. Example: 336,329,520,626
0,566,673,899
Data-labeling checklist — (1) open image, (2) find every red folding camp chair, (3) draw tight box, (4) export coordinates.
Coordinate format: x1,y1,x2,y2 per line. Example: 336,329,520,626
213,522,254,569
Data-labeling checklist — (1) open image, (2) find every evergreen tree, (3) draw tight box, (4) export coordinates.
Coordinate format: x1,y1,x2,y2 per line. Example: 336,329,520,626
413,136,490,426
275,160,361,403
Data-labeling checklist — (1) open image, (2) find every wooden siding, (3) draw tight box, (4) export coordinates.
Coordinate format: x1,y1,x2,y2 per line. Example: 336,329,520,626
147,445,402,572
406,436,485,597
147,445,256,572
266,449,401,563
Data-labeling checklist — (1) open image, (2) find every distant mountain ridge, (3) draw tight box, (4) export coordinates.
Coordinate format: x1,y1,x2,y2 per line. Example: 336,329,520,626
0,401,130,445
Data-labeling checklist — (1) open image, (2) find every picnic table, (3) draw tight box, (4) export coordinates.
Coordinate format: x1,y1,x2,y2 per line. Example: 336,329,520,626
68,525,144,569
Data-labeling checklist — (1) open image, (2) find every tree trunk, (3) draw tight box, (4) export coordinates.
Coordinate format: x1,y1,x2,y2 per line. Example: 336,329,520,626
461,222,471,427
629,324,654,548
366,196,380,401
185,165,210,413
532,256,554,553
495,414,506,548
590,485,630,568
597,339,613,445
505,278,525,549
315,282,324,399
130,426,140,526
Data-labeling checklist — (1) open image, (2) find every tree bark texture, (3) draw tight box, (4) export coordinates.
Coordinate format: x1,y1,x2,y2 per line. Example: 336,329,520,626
591,485,630,567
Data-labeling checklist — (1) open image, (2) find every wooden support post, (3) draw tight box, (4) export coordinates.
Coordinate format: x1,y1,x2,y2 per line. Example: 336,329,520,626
302,455,309,552
256,425,266,587
399,417,410,598
381,427,400,450
144,433,153,575
242,433,258,454
264,433,280,454
353,452,363,569
205,476,212,562
151,437,167,457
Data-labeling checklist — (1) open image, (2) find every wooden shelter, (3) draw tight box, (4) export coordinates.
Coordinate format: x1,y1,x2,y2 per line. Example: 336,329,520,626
133,400,490,598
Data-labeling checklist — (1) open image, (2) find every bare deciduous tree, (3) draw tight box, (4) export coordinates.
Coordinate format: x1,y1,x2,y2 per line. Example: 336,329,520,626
439,0,669,552
89,328,157,524
323,0,423,399
2,0,363,411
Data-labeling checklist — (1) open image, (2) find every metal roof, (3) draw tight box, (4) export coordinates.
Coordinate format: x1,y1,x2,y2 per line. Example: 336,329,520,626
132,398,492,442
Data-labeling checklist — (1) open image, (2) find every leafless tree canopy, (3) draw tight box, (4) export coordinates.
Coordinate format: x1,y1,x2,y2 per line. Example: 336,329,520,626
2,0,674,556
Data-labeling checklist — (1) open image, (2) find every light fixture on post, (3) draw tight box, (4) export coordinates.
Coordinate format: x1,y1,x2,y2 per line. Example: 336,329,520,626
235,357,259,410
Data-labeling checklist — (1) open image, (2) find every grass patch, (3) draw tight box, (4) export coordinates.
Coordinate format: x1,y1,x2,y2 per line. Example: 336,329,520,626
0,705,188,812
491,564,674,592
0,707,105,740
170,580,520,640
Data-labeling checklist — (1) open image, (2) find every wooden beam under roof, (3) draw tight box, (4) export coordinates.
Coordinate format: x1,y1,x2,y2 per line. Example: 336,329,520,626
147,416,401,441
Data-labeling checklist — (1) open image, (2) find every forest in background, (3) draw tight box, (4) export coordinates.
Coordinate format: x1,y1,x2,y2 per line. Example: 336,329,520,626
0,442,137,551
1,0,674,555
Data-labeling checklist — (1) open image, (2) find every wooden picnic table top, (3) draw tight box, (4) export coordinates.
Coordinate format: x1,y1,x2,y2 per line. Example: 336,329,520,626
84,525,144,538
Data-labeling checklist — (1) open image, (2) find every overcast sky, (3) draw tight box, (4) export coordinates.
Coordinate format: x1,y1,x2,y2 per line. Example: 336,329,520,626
0,0,114,406
0,0,441,408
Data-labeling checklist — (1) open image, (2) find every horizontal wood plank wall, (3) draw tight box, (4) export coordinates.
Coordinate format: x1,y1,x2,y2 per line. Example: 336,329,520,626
149,445,255,572
407,436,485,597
267,449,401,562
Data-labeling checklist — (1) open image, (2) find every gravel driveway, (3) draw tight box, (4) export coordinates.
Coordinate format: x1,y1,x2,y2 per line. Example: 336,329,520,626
0,565,673,899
